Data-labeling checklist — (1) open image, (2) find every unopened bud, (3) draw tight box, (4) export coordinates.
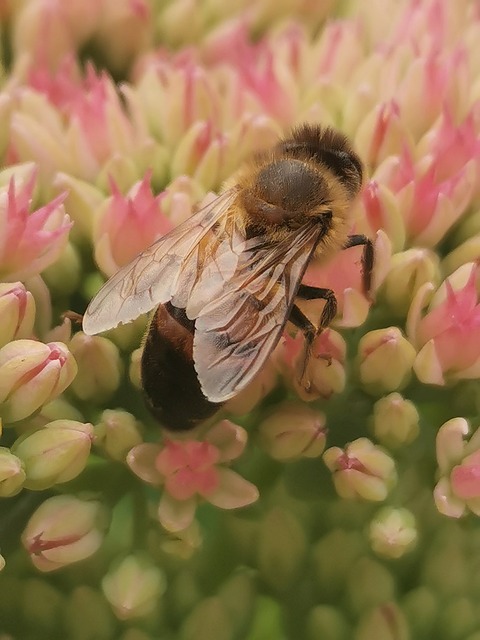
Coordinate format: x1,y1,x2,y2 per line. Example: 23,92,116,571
0,282,35,348
0,446,26,496
323,438,397,501
370,392,420,448
102,555,166,620
257,402,326,461
95,409,142,461
12,420,93,490
0,340,77,423
357,327,416,395
369,507,417,559
69,333,122,402
22,495,108,572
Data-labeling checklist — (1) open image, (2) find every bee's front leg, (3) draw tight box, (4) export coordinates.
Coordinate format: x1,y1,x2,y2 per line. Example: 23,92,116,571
289,285,338,391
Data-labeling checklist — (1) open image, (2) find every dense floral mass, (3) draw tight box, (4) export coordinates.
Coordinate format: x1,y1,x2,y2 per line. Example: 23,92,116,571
0,0,480,638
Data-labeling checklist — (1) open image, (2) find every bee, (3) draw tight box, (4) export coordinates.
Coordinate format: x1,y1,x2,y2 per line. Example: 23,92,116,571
83,124,373,431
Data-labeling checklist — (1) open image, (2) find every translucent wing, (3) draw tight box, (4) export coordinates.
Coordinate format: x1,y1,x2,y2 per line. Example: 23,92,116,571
82,190,238,335
193,223,323,402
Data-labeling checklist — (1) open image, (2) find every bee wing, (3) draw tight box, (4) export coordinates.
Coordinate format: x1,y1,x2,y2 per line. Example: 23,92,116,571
82,189,238,335
193,224,323,402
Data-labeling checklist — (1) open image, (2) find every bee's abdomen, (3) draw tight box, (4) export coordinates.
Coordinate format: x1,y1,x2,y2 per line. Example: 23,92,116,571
141,303,220,431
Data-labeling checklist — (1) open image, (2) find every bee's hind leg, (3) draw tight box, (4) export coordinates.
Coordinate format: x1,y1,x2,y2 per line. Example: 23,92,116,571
289,286,338,391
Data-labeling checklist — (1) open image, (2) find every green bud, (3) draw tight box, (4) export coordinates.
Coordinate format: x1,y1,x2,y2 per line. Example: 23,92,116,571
69,333,122,402
22,495,108,572
354,603,409,640
102,554,166,621
402,586,438,640
53,172,103,242
311,530,364,601
218,570,256,638
64,586,115,640
369,507,417,559
0,282,35,349
22,578,64,637
306,605,351,640
0,339,77,423
436,597,478,640
245,596,284,640
370,393,420,448
381,248,440,316
357,328,416,395
42,242,81,295
257,402,327,461
257,507,307,591
346,556,395,616
12,420,93,490
94,409,143,461
179,597,233,640
0,446,26,496
421,526,469,597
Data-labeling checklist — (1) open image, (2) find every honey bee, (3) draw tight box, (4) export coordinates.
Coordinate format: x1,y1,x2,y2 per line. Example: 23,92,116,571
83,124,373,431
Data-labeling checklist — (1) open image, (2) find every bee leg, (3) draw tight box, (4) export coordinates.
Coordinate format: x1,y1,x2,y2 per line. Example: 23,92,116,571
289,288,337,391
343,234,374,296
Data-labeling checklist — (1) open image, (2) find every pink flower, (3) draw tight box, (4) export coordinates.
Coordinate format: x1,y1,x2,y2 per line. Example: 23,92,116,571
93,172,173,276
170,120,228,191
434,418,480,518
354,100,414,168
67,66,139,172
0,170,71,281
408,264,480,384
127,421,259,532
203,21,298,124
379,147,475,247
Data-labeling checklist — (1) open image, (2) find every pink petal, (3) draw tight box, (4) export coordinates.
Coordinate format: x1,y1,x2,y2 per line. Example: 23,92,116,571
451,463,480,500
205,420,248,462
126,443,163,485
206,468,259,509
157,492,197,533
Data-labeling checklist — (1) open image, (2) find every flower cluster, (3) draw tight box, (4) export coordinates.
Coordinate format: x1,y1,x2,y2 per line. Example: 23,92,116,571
0,0,480,638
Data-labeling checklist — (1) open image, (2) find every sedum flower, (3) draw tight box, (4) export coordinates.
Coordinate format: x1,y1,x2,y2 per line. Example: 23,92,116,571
0,339,77,423
323,438,397,501
127,420,258,532
21,495,108,572
0,281,35,348
408,264,480,385
102,554,166,621
0,170,71,281
93,172,172,277
11,419,93,490
257,401,327,461
434,418,480,518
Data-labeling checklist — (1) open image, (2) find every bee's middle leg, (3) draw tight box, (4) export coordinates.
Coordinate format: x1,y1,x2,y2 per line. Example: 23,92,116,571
289,285,337,389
